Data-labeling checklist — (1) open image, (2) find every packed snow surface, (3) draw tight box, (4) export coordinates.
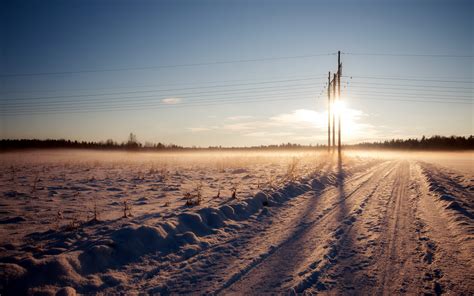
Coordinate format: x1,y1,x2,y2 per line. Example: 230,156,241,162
0,150,472,295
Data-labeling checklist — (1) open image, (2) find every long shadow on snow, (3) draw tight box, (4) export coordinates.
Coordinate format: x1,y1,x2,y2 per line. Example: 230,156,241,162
207,159,337,294
221,154,351,294
293,152,369,294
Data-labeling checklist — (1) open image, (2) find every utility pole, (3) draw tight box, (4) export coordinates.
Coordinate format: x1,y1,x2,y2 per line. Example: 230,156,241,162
328,71,331,152
325,51,343,153
337,51,342,154
332,73,336,150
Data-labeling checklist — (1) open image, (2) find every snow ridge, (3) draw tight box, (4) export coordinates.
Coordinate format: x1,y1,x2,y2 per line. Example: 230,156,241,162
0,171,337,294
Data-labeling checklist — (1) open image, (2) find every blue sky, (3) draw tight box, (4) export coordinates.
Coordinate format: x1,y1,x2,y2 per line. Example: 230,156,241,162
1,0,472,146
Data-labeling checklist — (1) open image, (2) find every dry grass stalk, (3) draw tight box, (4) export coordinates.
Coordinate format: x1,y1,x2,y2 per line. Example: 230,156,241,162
123,200,132,218
184,182,203,206
31,173,40,195
231,184,238,199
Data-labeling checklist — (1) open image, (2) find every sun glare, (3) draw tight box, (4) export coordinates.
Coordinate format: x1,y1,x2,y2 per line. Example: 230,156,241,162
333,100,347,117
331,99,360,140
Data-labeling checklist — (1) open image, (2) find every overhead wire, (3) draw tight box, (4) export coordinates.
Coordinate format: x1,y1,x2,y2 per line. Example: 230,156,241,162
2,88,320,111
344,75,473,84
342,52,473,58
0,73,328,95
1,84,323,107
348,95,471,105
1,92,318,116
3,77,326,101
2,51,472,116
0,53,336,78
347,90,472,100
345,81,474,90
3,89,470,116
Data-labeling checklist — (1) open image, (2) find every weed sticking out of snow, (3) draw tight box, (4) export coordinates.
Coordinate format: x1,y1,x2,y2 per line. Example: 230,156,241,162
122,200,133,218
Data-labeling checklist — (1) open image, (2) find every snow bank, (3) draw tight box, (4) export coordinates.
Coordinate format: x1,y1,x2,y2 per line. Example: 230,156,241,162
0,174,336,294
421,163,474,240
423,169,474,220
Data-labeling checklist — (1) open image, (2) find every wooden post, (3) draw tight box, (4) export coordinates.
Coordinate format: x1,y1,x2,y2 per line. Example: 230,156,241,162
332,73,336,150
337,51,342,154
328,71,331,152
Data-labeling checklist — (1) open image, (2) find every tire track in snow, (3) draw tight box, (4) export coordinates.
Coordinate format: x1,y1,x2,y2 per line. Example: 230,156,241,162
377,161,419,295
290,160,399,294
218,159,396,294
354,160,443,296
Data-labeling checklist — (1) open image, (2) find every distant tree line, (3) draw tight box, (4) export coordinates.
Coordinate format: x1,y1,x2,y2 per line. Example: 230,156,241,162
0,133,183,151
0,135,472,152
350,135,474,150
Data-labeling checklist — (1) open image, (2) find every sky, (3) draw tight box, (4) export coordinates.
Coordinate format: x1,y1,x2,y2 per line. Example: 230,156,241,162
1,0,473,147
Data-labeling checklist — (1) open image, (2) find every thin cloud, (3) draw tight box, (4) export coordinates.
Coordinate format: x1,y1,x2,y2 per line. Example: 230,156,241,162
270,109,326,129
161,97,182,104
185,107,378,144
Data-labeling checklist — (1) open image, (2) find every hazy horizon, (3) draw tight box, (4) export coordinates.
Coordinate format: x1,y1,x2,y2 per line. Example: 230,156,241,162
1,134,474,150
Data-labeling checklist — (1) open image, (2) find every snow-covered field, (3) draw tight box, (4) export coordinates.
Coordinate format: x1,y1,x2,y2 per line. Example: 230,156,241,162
0,150,472,295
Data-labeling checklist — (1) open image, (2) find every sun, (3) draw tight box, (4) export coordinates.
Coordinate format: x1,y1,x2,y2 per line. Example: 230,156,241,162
333,100,347,118
332,99,360,139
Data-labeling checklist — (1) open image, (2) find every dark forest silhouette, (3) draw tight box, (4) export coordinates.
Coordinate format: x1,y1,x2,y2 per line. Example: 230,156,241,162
352,135,474,150
1,135,472,151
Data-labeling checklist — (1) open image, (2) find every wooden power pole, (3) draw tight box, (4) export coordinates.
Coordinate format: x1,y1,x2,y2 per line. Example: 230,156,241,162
332,73,336,149
328,71,331,152
337,51,342,154
326,51,343,153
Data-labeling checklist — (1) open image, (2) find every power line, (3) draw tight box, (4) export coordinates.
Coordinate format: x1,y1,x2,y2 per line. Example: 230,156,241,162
3,77,325,101
346,75,473,84
342,52,474,58
1,90,318,111
2,88,319,110
349,93,472,103
2,84,321,107
2,91,470,116
2,72,468,96
0,73,326,95
346,81,474,90
2,51,470,79
349,91,472,101
348,89,472,99
0,53,336,78
0,93,318,116
348,85,472,94
348,95,472,105
2,51,470,78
